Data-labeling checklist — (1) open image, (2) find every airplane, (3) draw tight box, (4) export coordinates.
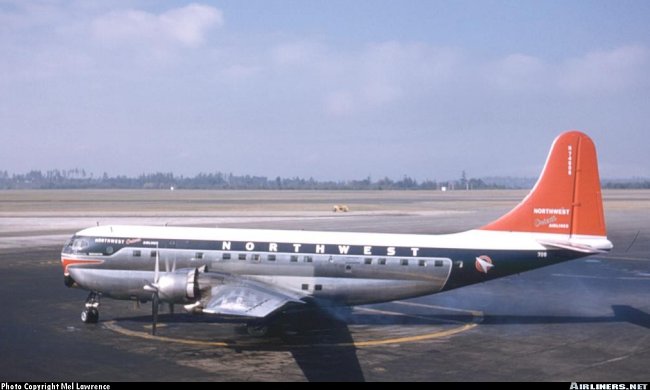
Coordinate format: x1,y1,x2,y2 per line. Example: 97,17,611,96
61,130,612,336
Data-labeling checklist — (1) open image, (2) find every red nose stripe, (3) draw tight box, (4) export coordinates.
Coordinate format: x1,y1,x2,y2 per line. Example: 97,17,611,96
61,258,104,275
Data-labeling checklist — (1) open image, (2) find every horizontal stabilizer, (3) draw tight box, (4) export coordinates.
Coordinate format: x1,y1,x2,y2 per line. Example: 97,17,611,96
537,239,608,254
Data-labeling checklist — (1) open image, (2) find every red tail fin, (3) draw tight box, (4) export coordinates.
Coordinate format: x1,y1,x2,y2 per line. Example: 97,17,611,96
481,131,607,236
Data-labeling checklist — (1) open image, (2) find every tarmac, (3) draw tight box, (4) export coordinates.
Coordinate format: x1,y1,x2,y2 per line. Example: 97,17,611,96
0,189,648,381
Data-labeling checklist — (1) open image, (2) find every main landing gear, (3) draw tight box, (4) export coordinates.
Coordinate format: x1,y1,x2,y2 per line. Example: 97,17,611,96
81,292,100,324
246,321,269,337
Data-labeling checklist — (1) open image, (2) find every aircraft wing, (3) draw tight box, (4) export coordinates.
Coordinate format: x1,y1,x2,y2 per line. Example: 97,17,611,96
201,278,305,318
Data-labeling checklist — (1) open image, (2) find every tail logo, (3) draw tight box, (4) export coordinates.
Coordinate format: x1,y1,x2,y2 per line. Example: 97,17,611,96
475,255,494,274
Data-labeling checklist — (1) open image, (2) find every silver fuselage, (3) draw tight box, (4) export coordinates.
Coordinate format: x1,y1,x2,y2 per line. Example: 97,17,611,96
62,225,602,308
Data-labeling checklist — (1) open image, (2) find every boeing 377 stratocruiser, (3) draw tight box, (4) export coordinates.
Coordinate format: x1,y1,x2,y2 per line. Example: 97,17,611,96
61,131,612,335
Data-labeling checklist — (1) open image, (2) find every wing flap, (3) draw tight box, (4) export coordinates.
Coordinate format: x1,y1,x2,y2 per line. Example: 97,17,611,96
201,280,304,318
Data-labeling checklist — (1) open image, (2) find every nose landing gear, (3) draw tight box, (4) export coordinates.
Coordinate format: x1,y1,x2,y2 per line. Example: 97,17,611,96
81,292,100,324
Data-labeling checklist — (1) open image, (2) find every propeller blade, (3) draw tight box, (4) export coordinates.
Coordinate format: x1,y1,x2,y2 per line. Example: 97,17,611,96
154,246,160,283
169,303,174,315
152,293,159,335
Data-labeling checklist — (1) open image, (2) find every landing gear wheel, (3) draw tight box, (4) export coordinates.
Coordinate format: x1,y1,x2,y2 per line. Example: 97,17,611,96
81,291,100,324
246,323,269,337
81,307,99,323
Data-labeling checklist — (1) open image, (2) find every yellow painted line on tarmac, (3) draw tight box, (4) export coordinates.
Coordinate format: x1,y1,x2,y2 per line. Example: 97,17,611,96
104,319,479,349
104,321,231,347
348,323,477,347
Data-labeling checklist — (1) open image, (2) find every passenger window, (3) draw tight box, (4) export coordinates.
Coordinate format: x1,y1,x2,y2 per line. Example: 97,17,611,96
364,258,372,265
435,260,444,267
315,284,323,291
133,250,141,257
238,253,247,261
304,256,313,263
418,260,426,267
252,254,261,262
222,253,231,260
378,258,386,265
301,284,309,291
150,250,157,258
268,254,276,261
195,252,203,259
290,255,298,262
400,259,409,266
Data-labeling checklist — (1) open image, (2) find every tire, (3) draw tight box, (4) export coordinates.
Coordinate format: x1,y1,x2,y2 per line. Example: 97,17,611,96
246,323,269,337
81,308,99,324
88,307,99,323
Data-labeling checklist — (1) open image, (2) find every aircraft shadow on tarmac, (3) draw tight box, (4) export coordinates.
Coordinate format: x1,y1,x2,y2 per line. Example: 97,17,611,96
611,305,650,330
113,307,367,381
108,304,648,382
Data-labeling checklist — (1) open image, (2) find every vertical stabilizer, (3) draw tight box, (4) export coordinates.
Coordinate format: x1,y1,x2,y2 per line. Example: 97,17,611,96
481,131,607,237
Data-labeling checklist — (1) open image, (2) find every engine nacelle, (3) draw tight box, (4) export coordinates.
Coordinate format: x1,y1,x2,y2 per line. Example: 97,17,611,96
156,268,200,303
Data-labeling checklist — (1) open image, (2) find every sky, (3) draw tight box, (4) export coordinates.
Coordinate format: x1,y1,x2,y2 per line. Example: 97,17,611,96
1,0,649,180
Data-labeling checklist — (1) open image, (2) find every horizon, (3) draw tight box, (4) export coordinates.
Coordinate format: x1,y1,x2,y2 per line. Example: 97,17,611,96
2,167,648,187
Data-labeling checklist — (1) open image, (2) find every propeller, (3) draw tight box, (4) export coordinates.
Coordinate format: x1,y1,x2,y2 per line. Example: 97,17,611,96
143,246,181,334
143,246,162,335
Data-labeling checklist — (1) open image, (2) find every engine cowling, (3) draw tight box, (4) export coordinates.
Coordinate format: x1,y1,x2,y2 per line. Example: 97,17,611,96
156,268,200,303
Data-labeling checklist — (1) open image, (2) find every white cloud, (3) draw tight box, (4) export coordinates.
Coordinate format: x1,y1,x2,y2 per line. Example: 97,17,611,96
264,41,650,124
268,40,462,116
91,3,223,48
558,45,650,94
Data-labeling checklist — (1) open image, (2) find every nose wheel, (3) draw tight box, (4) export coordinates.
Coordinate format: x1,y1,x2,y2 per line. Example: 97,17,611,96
81,292,100,324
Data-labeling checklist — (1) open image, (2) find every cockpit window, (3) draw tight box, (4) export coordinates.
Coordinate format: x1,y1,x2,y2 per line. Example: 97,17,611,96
62,235,122,256
72,239,90,251
62,237,75,254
